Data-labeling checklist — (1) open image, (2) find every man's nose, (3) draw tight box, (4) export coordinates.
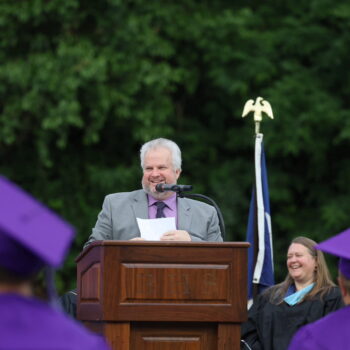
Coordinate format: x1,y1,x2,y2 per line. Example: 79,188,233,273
150,169,160,176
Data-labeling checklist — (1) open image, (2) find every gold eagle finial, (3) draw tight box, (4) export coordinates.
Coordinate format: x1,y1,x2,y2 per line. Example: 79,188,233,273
242,97,274,134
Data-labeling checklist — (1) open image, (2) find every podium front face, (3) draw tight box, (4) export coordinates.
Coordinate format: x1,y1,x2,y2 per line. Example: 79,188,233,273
77,241,249,350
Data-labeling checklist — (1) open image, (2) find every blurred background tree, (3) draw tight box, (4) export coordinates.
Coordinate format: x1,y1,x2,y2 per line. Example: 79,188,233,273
1,0,350,291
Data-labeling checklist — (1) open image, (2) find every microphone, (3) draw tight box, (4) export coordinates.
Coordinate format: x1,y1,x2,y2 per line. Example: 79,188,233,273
155,184,193,193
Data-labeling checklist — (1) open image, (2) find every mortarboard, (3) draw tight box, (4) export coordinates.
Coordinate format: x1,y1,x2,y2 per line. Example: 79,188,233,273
0,176,75,277
316,227,350,279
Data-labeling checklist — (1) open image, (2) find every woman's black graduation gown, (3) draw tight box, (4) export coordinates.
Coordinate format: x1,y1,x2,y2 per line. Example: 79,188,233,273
241,286,343,350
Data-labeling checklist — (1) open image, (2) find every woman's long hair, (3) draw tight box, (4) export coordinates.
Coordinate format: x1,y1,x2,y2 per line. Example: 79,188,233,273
269,236,335,304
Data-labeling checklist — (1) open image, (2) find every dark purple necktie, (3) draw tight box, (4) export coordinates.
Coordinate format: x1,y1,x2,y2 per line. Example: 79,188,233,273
155,201,166,218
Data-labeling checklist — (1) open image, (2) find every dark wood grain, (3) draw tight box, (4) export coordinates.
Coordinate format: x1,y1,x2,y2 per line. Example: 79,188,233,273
77,241,249,349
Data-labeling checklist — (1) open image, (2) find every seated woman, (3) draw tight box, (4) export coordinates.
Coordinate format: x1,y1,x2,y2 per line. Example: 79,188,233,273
241,236,344,350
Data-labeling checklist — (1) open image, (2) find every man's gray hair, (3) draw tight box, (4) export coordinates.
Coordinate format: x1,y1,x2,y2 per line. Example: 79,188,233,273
140,138,182,171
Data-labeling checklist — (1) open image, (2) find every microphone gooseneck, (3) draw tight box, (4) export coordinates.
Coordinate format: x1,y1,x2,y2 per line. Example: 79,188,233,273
154,184,225,240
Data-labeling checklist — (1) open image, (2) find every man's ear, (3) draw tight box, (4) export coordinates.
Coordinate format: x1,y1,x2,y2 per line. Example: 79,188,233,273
175,169,181,180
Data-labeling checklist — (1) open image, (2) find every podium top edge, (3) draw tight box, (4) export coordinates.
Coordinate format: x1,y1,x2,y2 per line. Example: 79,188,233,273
76,241,250,262
92,240,249,247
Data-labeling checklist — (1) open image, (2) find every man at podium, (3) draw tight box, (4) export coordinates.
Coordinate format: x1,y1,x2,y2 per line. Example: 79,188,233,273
84,137,223,246
61,138,223,317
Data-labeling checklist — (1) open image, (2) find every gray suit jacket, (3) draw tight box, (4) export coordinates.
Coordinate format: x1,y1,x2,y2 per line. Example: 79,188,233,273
84,189,222,248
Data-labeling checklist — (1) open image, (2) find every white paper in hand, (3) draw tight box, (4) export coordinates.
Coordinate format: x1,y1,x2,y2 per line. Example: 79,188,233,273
136,217,176,241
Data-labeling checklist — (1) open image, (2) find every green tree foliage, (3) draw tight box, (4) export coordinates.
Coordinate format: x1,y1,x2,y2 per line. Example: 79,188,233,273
1,0,350,289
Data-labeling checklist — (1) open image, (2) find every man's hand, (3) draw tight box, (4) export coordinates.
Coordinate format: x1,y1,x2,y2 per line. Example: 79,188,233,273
130,237,146,241
160,230,191,241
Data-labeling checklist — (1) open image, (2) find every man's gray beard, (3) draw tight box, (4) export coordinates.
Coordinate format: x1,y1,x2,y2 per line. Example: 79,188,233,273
142,183,169,200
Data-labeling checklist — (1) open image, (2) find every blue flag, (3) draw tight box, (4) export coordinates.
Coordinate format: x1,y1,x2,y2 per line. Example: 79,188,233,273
246,134,274,302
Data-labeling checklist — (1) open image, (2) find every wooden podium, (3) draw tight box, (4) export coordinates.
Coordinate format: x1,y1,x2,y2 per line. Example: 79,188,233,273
76,241,249,350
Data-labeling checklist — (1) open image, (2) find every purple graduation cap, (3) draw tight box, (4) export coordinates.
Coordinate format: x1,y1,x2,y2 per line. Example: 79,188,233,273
316,227,350,279
0,175,75,278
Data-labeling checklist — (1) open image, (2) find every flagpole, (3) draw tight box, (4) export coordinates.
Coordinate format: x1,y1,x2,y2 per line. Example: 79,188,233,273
242,97,275,303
